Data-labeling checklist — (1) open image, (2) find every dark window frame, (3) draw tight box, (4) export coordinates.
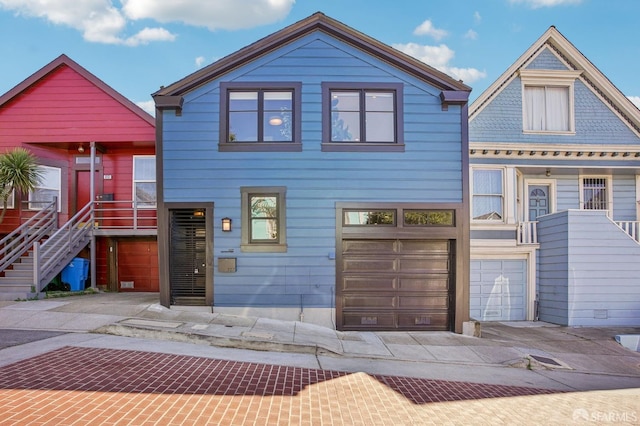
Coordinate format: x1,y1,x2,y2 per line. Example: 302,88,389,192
219,82,302,152
321,82,404,152
240,186,287,253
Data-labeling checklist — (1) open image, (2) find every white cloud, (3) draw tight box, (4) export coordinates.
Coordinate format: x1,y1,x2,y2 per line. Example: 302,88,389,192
0,0,175,45
121,0,294,31
393,42,486,84
136,100,156,116
465,29,478,40
0,0,293,45
413,19,448,41
474,11,482,23
509,0,583,8
628,96,640,109
195,56,208,69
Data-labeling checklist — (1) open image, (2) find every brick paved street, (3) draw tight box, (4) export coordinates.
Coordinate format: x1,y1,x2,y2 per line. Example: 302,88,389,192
1,346,637,425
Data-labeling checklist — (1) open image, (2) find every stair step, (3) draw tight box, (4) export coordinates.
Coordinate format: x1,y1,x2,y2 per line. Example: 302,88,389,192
0,282,35,292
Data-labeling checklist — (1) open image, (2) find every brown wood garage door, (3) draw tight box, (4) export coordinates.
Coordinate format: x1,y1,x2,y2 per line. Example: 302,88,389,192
117,239,159,292
339,239,452,331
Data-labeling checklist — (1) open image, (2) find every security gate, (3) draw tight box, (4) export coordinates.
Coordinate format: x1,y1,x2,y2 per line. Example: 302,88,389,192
169,209,207,305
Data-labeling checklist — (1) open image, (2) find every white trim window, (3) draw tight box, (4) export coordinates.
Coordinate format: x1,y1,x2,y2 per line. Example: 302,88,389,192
29,165,61,211
472,169,504,221
133,156,156,208
1,189,15,209
519,69,581,134
580,176,612,213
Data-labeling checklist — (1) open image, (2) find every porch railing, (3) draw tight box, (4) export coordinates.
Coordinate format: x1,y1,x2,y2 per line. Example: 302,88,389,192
517,221,538,245
0,199,58,275
614,221,640,243
93,200,157,230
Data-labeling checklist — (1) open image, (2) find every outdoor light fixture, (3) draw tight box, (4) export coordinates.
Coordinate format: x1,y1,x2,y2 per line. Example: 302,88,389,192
78,145,85,153
193,209,205,217
221,217,232,232
546,168,551,177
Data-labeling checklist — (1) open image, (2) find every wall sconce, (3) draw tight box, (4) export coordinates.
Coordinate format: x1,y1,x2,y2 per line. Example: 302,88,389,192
193,209,205,217
546,168,551,177
78,145,85,153
221,217,232,232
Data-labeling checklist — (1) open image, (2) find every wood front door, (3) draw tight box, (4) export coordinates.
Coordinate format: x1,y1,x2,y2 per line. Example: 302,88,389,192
75,170,101,213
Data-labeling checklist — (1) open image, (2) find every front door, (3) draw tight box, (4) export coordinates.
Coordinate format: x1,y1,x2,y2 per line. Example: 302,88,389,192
75,170,101,213
169,209,207,305
528,185,549,220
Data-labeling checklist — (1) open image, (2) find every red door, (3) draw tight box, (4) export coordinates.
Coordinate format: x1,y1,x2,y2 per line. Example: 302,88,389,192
75,170,101,212
117,239,159,292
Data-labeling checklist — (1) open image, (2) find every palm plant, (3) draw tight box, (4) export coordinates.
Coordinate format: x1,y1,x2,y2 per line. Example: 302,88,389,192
0,148,42,224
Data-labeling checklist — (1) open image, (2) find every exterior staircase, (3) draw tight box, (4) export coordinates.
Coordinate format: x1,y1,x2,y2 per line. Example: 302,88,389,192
0,199,93,300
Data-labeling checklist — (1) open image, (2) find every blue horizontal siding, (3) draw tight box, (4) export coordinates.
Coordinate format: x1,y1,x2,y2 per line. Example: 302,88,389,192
162,30,465,309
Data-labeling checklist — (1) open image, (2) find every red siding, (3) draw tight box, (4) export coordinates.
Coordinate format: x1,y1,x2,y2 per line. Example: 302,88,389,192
0,66,154,144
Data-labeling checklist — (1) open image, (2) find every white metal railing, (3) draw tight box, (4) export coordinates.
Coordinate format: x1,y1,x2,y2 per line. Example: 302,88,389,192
614,221,640,243
517,221,538,244
93,200,157,230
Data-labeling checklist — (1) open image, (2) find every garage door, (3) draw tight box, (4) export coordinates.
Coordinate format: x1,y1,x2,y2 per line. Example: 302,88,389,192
339,239,452,331
470,260,526,321
117,239,159,292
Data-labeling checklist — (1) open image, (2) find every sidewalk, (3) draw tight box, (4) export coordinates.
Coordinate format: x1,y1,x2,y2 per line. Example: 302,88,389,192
1,292,639,393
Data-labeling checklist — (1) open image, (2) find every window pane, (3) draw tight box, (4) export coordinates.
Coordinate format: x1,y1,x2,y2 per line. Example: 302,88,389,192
229,92,258,110
365,92,394,112
344,210,395,225
473,170,502,194
229,111,258,142
135,182,157,206
134,157,155,180
366,111,395,142
583,178,607,210
404,210,454,226
524,86,545,131
473,196,503,220
250,195,278,241
545,86,569,131
263,111,292,141
331,91,359,111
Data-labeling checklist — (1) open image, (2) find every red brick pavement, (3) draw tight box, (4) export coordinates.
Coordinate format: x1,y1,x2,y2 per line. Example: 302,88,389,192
0,346,559,425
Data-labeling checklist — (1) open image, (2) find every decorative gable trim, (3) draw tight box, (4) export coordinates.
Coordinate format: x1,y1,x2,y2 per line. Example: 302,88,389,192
0,54,154,126
469,26,640,137
153,12,470,100
469,142,640,160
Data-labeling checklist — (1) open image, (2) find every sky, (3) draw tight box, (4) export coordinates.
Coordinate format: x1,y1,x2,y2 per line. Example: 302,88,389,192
0,0,638,116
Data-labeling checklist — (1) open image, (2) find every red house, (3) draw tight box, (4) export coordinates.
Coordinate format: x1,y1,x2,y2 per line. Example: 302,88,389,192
0,54,157,298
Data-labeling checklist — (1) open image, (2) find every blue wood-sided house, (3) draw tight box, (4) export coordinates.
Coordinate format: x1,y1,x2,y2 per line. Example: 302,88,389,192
153,13,471,332
469,26,640,326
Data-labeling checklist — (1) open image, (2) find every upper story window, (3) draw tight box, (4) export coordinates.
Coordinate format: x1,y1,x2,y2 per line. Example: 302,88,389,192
133,156,156,208
472,169,503,221
219,82,302,152
322,82,404,152
29,165,61,211
519,69,581,135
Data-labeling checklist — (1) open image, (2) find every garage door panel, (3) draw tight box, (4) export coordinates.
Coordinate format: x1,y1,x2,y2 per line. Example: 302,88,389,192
117,239,159,292
399,277,448,291
343,313,396,327
399,257,449,273
397,312,449,328
399,240,448,254
343,240,397,254
343,258,397,272
398,295,448,308
343,295,395,309
343,277,396,291
470,259,526,321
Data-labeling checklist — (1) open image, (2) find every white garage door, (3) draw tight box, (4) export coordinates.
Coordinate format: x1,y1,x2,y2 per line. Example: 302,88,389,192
470,260,526,321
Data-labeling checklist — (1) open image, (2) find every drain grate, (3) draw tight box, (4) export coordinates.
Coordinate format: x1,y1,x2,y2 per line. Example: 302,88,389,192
530,355,562,366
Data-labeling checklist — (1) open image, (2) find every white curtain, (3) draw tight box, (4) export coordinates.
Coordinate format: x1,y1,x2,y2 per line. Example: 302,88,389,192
524,86,569,131
545,87,569,131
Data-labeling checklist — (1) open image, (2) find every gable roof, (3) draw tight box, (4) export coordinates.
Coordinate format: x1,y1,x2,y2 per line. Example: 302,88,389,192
153,12,471,99
469,26,640,134
0,54,154,126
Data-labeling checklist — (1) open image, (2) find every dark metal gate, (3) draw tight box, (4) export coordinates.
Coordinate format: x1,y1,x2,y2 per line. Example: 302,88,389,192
169,209,207,305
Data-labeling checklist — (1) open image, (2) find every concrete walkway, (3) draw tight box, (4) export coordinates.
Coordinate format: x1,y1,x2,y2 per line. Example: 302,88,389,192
1,292,639,393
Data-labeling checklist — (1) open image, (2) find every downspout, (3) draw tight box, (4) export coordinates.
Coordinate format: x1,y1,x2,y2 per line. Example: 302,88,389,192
89,141,96,289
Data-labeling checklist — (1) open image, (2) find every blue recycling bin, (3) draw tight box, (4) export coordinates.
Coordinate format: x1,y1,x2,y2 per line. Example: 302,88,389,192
61,257,90,291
